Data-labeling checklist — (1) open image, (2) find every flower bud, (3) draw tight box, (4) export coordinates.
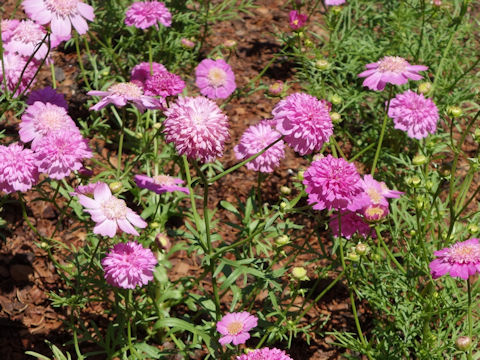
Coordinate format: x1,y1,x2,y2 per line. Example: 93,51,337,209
347,251,360,262
280,186,292,195
412,154,427,165
418,82,432,94
355,242,369,256
468,224,479,234
410,176,421,187
297,170,305,181
280,202,288,211
330,94,342,105
268,81,284,96
425,180,434,191
330,6,342,14
181,38,195,49
439,163,451,177
304,39,314,48
109,181,123,193
135,132,143,139
150,221,160,229
292,266,309,280
409,230,416,236
40,241,49,249
447,106,462,117
474,128,480,143
455,336,472,352
153,122,162,130
275,234,290,246
155,232,171,252
223,39,237,49
330,112,342,123
315,59,329,70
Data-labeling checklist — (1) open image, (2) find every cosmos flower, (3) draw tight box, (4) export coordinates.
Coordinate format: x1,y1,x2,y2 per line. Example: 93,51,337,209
125,1,172,29
101,241,157,289
236,347,294,360
195,58,236,100
430,238,480,280
134,174,189,195
26,86,68,109
289,10,307,30
216,312,258,346
348,175,403,212
358,56,428,91
77,182,147,237
0,143,39,193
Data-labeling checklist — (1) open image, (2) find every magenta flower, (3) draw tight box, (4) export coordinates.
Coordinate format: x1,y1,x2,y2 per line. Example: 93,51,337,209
358,56,428,91
101,241,157,289
163,96,230,163
20,102,78,149
303,155,362,211
0,143,39,194
289,10,307,30
195,58,236,100
125,1,172,29
430,238,480,280
78,182,147,237
330,211,375,239
1,19,20,43
325,0,346,5
88,82,165,112
144,71,185,97
348,175,403,212
363,204,389,223
216,312,258,346
26,86,68,110
4,20,52,61
34,129,92,180
134,174,189,195
131,61,167,86
22,0,95,39
272,92,333,155
388,90,439,139
0,53,38,97
234,123,285,173
236,347,293,360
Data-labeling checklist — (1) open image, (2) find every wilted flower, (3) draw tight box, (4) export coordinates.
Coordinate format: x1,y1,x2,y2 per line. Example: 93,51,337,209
216,312,258,346
125,1,172,29
102,241,157,289
195,58,236,100
289,10,307,30
26,86,68,109
236,348,293,360
0,143,39,193
134,174,189,195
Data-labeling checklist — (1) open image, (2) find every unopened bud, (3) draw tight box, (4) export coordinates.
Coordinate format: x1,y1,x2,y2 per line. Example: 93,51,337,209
109,181,123,193
304,39,314,48
268,81,284,96
455,336,472,352
412,154,427,165
468,224,479,234
410,176,421,187
418,82,432,94
297,170,305,181
280,186,292,195
474,128,480,143
330,6,342,14
330,94,342,105
280,202,288,211
223,39,237,49
135,132,143,139
292,266,309,280
40,242,49,249
347,251,360,262
425,180,434,191
439,163,451,177
181,38,195,49
355,243,369,256
330,112,342,123
447,106,462,117
275,234,290,246
315,59,329,70
155,232,171,252
153,122,162,130
150,222,160,229
409,230,416,236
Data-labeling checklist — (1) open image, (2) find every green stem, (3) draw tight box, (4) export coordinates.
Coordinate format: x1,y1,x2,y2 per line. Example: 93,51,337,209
74,33,91,90
50,62,57,89
126,290,137,358
415,0,426,61
116,108,127,178
71,313,85,360
467,279,473,360
375,226,406,274
371,86,394,175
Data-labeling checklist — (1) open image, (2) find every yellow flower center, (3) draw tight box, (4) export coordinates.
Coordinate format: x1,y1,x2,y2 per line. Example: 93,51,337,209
207,68,227,87
226,321,243,335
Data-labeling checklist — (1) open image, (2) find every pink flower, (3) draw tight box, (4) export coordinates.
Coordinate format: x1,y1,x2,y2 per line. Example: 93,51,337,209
268,81,284,96
348,175,403,212
34,129,92,179
144,71,185,97
134,174,189,195
125,1,172,29
1,19,20,43
289,10,307,30
234,123,285,173
22,0,95,40
0,143,39,194
430,238,480,280
273,92,333,155
131,62,167,86
388,90,439,139
78,182,147,237
0,53,38,97
303,155,362,210
236,347,293,360
358,56,428,91
195,58,236,100
101,241,157,289
325,0,346,5
363,204,389,223
20,102,78,148
4,20,53,61
69,181,103,197
163,96,230,163
26,86,68,109
87,82,164,112
216,312,258,346
181,38,195,49
329,211,374,239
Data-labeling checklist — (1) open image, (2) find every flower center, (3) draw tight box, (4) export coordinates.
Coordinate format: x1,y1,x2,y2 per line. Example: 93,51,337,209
377,56,408,73
366,187,383,204
207,68,227,87
108,82,143,98
226,321,243,335
364,205,386,220
102,197,127,220
13,21,44,43
449,244,480,264
39,108,65,132
153,175,175,186
44,0,78,16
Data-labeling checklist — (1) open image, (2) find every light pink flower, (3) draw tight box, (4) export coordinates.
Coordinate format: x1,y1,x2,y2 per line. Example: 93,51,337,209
0,143,39,194
234,123,285,173
363,204,389,222
181,38,195,49
216,312,258,346
330,211,375,239
358,56,428,91
325,0,346,5
22,0,95,39
144,71,185,97
0,52,38,97
134,174,189,195
348,175,403,212
163,96,230,163
430,238,480,280
1,19,20,43
4,20,52,61
303,155,362,210
88,82,164,112
20,102,78,148
131,62,167,87
34,129,92,179
388,90,439,139
125,1,172,29
195,58,236,100
101,241,157,289
236,347,293,360
289,10,307,30
69,181,103,197
273,92,333,155
78,182,147,237
26,86,68,109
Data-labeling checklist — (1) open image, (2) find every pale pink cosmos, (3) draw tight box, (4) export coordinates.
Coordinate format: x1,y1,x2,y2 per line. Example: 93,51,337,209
329,211,375,239
1,19,20,43
87,82,165,112
134,174,189,195
20,102,78,149
34,129,92,179
195,58,236,100
272,92,333,155
125,1,172,29
358,56,428,91
22,0,95,40
236,347,293,360
388,90,439,139
4,20,52,61
163,96,230,163
131,62,167,87
430,238,480,280
325,0,346,5
216,312,258,346
234,123,285,173
348,175,403,212
26,86,68,109
289,10,307,30
101,241,157,289
0,143,39,194
0,52,38,97
78,182,147,237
